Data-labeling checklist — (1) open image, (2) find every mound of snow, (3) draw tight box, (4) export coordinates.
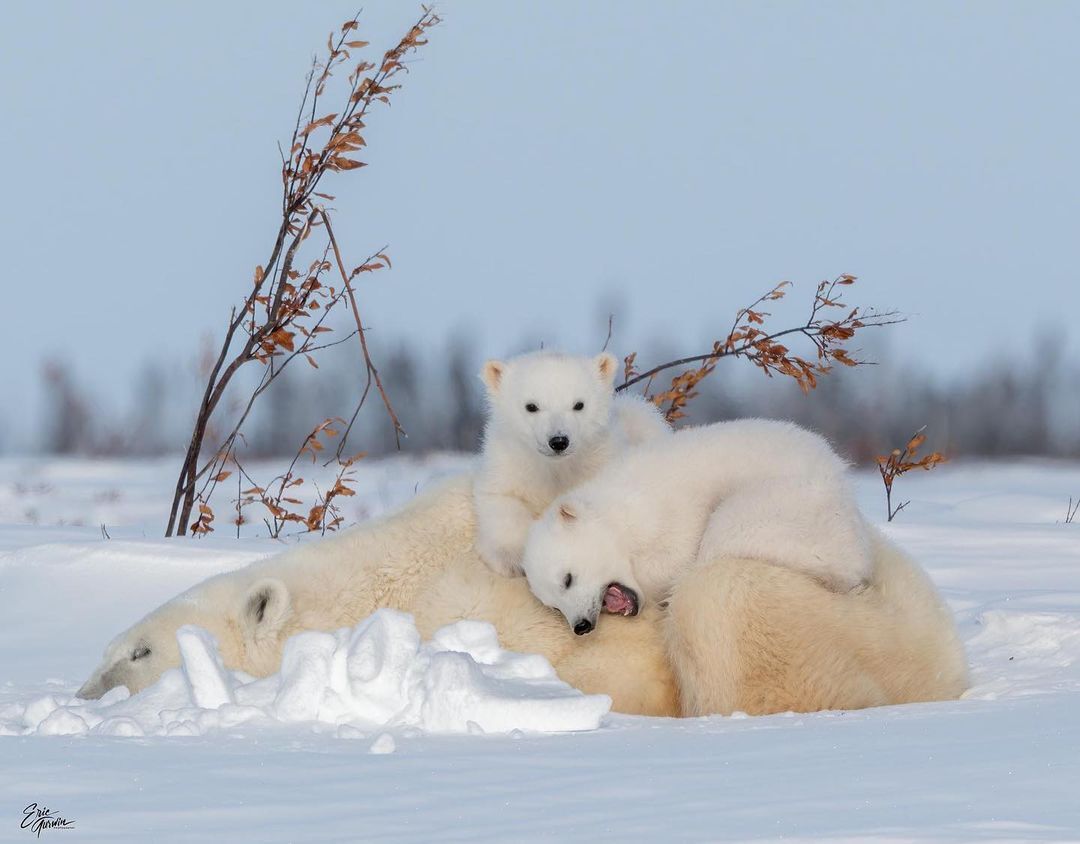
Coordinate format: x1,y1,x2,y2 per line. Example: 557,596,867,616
1,610,611,738
964,609,1080,699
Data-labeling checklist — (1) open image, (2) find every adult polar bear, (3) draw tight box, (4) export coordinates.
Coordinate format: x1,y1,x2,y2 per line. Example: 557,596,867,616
78,473,968,716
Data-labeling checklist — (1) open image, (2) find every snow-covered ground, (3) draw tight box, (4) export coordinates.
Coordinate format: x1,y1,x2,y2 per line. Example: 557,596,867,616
1,454,1079,842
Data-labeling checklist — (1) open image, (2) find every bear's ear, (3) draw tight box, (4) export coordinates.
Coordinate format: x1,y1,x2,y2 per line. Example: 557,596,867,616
595,352,617,387
239,578,292,645
558,502,577,523
480,360,505,394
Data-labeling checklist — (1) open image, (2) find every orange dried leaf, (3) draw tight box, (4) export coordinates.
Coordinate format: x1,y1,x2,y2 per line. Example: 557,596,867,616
301,114,338,136
270,329,296,351
331,156,366,170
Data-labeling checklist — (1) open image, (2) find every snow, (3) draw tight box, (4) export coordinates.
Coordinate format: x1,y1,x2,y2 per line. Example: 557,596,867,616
1,454,1079,840
2,611,609,739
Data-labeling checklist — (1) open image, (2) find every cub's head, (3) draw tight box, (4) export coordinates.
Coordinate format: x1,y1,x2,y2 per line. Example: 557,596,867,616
480,351,618,458
76,577,293,700
523,497,640,636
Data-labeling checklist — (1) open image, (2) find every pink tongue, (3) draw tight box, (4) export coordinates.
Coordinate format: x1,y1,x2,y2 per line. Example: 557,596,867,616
603,585,635,615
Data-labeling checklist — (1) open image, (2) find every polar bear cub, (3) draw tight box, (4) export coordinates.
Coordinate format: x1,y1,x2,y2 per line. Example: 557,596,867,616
522,418,874,634
475,350,670,577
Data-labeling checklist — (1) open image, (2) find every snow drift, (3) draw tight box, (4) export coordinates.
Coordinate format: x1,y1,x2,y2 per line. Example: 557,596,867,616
0,610,611,739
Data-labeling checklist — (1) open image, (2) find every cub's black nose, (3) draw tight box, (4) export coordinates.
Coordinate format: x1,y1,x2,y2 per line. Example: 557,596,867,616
549,435,570,453
573,619,594,635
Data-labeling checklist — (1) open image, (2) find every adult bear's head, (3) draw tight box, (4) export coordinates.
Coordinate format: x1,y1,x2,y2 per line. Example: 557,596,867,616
76,575,293,700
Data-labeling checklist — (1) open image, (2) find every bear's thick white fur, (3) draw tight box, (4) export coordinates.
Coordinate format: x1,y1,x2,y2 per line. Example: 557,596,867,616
475,350,669,577
78,472,968,717
666,526,970,715
523,419,874,632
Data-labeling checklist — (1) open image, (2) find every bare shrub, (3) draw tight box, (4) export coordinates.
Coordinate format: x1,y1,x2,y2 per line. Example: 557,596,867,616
876,427,946,522
166,9,441,537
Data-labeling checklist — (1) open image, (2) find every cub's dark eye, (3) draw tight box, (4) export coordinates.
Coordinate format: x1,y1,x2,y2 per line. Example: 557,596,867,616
132,646,151,661
525,403,539,413
563,573,573,589
573,401,584,411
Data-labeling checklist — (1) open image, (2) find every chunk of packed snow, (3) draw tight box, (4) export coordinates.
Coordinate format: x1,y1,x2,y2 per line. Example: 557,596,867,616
369,732,396,754
176,625,234,709
0,610,610,738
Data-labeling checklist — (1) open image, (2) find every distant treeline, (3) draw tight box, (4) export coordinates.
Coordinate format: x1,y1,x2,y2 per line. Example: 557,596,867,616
26,332,1080,463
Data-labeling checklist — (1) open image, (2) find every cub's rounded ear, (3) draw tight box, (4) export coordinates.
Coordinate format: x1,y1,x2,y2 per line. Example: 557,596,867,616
595,352,617,386
480,360,506,394
240,578,292,644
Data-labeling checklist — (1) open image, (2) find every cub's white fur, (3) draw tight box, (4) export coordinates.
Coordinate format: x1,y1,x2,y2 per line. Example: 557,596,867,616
523,418,873,633
474,350,670,577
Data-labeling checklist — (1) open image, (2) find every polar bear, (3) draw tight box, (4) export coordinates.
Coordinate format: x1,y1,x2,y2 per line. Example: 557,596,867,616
77,472,968,717
523,418,873,634
475,350,669,577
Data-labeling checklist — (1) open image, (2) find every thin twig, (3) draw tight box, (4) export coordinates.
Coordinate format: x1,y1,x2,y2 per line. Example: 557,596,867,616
601,314,614,353
318,208,405,449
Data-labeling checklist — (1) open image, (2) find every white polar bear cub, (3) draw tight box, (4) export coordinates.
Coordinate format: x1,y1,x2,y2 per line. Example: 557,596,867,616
523,418,874,635
475,350,671,577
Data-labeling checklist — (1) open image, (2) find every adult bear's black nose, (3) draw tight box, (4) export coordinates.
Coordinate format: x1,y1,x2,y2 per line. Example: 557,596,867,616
573,619,594,635
549,435,570,453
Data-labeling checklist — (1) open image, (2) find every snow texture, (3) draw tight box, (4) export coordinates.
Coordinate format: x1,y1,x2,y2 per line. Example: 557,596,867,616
2,611,610,738
1,454,1079,841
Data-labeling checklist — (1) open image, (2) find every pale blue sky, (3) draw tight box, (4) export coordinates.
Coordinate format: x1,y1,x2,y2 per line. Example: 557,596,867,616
2,1,1078,447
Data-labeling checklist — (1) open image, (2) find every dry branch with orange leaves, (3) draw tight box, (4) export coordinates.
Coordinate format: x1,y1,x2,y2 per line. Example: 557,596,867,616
617,275,904,423
228,418,364,538
168,8,441,537
876,427,947,522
